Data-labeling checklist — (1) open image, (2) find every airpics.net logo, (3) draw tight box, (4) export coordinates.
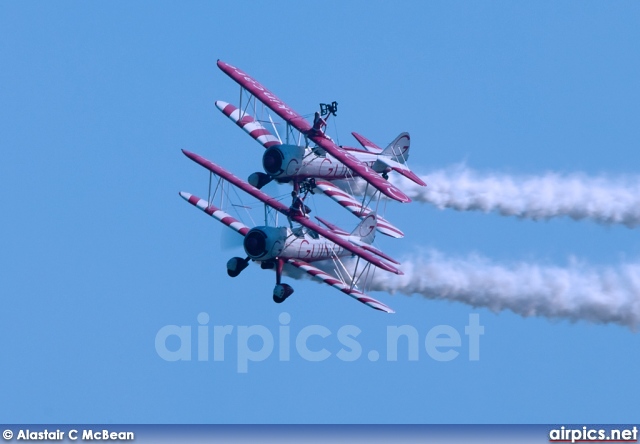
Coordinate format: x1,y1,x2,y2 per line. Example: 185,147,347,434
154,313,485,373
549,426,638,443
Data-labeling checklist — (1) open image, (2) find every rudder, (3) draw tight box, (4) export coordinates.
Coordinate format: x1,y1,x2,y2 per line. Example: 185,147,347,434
350,213,377,244
381,132,410,163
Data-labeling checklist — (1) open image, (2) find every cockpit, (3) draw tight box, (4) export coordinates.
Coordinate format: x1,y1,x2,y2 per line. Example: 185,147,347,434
291,225,320,240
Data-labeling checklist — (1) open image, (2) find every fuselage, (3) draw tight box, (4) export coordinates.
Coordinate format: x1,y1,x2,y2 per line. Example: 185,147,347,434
262,144,390,181
243,225,349,263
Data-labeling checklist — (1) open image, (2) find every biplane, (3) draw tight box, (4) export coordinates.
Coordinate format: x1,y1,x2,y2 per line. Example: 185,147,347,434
180,149,401,313
214,60,426,239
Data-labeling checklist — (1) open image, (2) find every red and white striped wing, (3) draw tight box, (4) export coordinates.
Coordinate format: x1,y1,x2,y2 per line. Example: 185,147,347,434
179,192,250,236
217,60,312,133
314,180,404,239
286,259,394,313
215,101,281,149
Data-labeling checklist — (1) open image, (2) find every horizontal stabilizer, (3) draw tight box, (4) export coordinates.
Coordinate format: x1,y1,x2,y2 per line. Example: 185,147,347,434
315,216,350,235
349,239,401,265
351,132,383,153
377,157,427,187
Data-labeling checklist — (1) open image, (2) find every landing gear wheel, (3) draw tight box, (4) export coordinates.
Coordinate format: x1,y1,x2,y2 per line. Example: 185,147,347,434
227,257,249,277
273,283,294,303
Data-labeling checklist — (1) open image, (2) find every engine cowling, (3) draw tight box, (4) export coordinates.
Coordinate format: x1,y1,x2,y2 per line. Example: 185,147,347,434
243,226,287,260
262,144,306,178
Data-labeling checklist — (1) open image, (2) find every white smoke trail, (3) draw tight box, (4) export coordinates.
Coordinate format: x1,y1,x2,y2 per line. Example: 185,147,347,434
397,166,640,226
283,252,640,328
344,166,640,227
369,251,640,329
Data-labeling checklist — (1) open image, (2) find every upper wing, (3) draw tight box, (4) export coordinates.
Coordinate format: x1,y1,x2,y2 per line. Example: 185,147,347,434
314,180,404,239
179,192,251,236
182,149,292,213
286,259,394,313
217,60,312,133
215,101,281,149
182,149,402,275
217,60,411,204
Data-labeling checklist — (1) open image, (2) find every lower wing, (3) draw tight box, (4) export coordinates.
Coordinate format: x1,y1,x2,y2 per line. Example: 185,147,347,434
286,259,394,313
314,180,404,239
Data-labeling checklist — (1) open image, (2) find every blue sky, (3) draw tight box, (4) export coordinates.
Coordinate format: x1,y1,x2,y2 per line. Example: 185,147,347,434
1,1,639,424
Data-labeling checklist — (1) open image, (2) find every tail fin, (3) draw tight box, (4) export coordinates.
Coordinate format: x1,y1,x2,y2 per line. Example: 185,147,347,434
377,132,426,186
381,132,410,163
350,213,377,244
355,131,426,187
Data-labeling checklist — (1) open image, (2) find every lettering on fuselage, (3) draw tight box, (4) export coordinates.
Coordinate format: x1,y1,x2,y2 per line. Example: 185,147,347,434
297,239,344,260
298,154,376,180
280,236,344,261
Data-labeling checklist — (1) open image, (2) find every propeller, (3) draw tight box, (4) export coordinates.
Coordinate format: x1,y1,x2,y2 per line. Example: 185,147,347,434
220,227,244,251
